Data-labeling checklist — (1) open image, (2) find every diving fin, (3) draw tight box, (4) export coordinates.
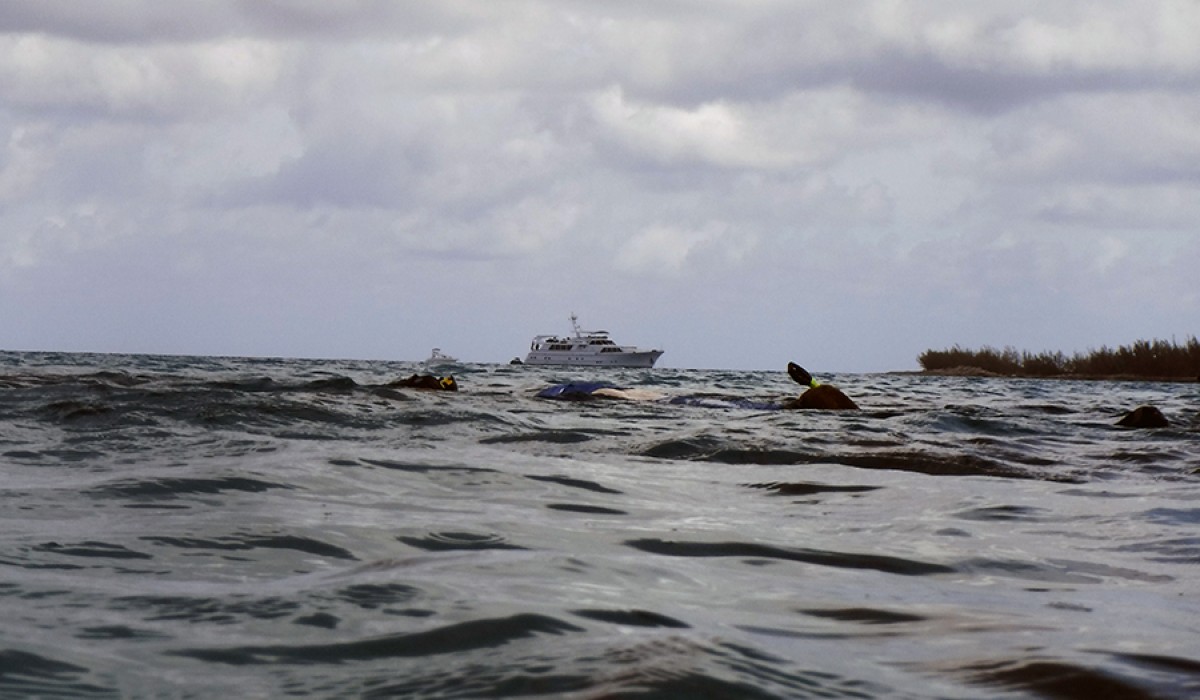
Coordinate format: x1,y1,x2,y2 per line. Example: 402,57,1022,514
787,362,819,388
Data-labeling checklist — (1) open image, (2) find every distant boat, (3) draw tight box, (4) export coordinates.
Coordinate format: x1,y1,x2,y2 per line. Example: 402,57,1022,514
424,348,459,366
524,314,663,368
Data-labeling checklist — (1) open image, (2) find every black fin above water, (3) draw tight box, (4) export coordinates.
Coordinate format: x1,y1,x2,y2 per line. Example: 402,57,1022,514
787,362,815,387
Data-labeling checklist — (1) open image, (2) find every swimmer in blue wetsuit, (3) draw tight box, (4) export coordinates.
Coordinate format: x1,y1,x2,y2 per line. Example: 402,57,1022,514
535,363,858,411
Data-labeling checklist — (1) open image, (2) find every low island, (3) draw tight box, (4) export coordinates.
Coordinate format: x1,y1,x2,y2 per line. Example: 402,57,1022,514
915,337,1200,382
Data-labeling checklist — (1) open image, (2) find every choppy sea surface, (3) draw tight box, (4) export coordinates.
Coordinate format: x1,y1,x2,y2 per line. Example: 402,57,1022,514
1,350,1198,699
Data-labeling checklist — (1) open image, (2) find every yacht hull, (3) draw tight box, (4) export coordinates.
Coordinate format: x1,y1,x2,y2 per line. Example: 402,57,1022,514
523,350,663,368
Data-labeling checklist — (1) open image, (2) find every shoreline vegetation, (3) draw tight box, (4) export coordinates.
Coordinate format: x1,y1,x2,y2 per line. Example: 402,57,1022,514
913,337,1200,382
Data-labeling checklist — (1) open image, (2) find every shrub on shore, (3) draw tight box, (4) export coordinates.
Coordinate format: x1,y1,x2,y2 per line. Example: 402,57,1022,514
918,337,1200,379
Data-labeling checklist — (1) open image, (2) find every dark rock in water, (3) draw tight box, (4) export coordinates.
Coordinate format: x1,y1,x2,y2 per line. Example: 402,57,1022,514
1116,405,1168,428
781,385,859,410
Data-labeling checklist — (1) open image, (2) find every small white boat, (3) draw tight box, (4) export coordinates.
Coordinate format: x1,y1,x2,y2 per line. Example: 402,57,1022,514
424,348,459,366
524,315,663,368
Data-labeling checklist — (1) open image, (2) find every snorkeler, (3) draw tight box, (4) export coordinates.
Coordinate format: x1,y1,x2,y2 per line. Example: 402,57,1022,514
536,363,859,411
1116,405,1168,428
780,363,859,410
390,374,458,391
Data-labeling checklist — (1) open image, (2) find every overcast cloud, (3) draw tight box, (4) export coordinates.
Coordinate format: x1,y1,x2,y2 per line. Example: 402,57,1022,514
2,1,1197,371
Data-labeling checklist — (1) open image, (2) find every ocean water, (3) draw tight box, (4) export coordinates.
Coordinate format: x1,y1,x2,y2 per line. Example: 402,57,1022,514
1,350,1198,699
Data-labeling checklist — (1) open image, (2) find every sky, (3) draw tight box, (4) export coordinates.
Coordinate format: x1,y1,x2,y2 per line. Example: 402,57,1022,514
1,1,1197,372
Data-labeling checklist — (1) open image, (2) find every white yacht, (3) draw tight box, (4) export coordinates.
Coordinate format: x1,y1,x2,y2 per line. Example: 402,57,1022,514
524,315,664,368
424,348,459,366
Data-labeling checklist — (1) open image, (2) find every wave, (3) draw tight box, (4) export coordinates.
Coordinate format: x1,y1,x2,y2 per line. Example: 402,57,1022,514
624,538,954,576
0,649,116,699
642,438,1076,481
87,476,292,500
171,613,584,664
931,657,1177,700
141,534,357,561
